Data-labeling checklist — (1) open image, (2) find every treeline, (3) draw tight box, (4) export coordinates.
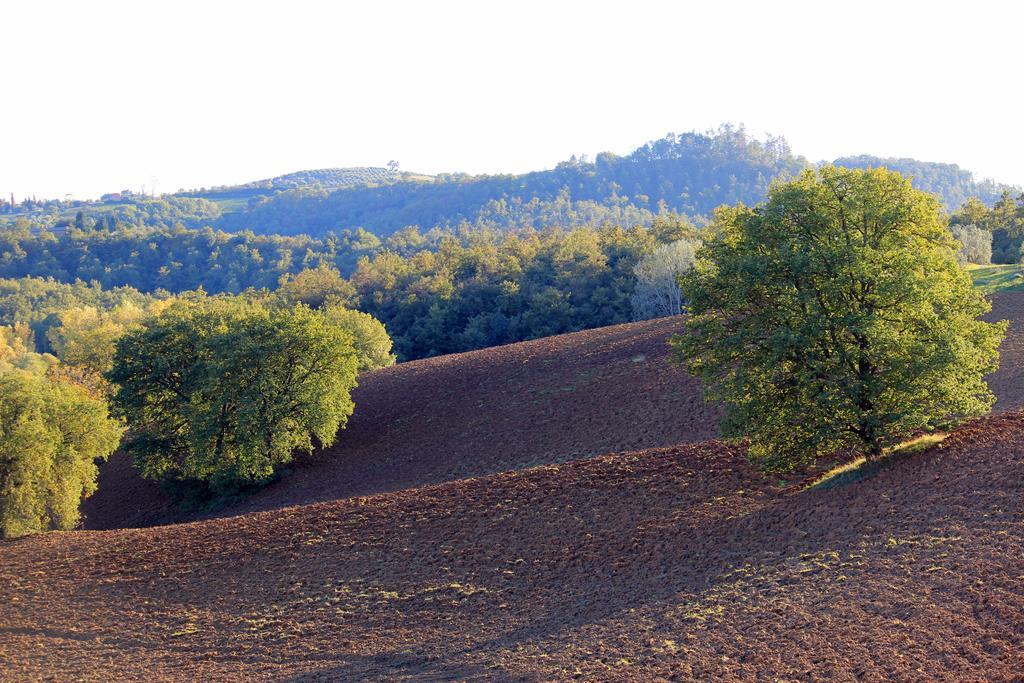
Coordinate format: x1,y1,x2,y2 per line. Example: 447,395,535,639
8,193,1021,361
1,215,697,361
0,223,384,292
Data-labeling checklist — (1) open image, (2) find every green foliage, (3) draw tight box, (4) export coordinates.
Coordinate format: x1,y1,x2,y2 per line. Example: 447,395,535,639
0,224,382,294
673,166,1006,472
322,305,396,372
0,276,161,353
351,225,659,359
277,264,357,309
107,298,359,494
950,191,1024,263
0,369,124,537
46,301,159,375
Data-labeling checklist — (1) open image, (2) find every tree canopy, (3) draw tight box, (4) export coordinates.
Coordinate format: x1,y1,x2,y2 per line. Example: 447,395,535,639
107,298,360,494
0,368,124,537
673,166,1006,471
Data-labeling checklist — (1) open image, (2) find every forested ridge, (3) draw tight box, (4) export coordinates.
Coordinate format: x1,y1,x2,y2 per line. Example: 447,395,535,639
5,126,1016,240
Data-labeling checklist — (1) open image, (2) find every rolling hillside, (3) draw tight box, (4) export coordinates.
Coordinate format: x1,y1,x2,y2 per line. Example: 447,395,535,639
83,291,1024,532
3,396,1024,679
4,294,1024,681
81,314,718,529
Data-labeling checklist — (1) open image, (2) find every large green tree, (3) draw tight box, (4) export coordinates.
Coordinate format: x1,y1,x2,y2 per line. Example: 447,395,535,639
672,166,1006,472
107,298,359,493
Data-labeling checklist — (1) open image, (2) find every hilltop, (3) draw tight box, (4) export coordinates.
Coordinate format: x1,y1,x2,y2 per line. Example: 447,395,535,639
6,126,1016,239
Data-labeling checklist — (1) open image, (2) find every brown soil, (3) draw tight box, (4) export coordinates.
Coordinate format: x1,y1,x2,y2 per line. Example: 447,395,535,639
3,411,1024,681
81,315,717,530
3,293,1024,681
81,291,1024,531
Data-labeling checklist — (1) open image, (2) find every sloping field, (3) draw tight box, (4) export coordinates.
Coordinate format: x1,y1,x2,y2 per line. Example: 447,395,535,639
3,410,1024,680
82,291,1024,531
81,315,719,529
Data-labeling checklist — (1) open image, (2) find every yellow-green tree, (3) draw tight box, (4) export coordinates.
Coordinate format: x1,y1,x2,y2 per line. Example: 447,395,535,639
46,302,147,375
277,264,357,309
107,299,359,494
0,370,124,537
322,304,396,372
673,167,1006,471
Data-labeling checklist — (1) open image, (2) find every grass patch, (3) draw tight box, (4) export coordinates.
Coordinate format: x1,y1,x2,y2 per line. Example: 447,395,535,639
967,263,1024,294
807,433,946,491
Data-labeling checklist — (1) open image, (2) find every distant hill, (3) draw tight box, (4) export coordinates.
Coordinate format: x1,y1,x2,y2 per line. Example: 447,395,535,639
209,126,810,236
178,166,431,202
197,127,1017,237
832,154,1008,210
5,125,1018,238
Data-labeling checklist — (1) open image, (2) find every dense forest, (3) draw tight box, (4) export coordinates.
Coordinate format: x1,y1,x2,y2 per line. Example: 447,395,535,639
0,215,696,361
3,126,1022,362
0,221,384,290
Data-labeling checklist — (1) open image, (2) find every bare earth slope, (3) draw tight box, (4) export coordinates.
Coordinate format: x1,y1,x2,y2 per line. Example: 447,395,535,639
83,292,1024,531
3,411,1024,681
81,315,719,529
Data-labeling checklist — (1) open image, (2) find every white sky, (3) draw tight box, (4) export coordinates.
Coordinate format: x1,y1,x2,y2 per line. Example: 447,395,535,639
1,0,1021,200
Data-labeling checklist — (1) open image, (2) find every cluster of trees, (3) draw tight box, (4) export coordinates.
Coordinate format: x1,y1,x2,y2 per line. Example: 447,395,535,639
108,299,361,496
0,215,701,361
674,167,1005,471
0,282,396,537
949,191,1024,264
350,216,697,359
0,276,162,354
1,196,217,233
